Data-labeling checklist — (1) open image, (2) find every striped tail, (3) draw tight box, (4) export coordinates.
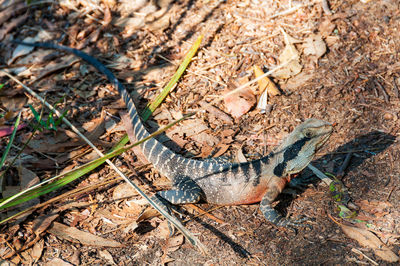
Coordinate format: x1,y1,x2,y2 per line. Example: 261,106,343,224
13,41,198,180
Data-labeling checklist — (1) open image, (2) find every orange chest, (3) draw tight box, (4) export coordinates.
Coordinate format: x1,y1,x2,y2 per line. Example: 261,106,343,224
234,176,291,205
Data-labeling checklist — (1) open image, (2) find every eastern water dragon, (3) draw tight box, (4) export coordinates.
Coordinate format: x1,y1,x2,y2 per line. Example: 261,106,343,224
15,41,333,228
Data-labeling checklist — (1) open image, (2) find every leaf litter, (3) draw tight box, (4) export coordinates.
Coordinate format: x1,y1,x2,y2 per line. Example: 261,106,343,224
0,0,399,264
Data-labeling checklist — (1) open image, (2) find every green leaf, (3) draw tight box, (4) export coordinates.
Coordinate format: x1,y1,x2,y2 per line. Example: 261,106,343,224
0,112,21,170
141,35,203,120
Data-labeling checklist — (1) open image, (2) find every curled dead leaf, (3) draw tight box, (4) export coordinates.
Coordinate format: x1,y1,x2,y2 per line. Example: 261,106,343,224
272,43,302,79
341,224,399,262
48,222,123,247
253,65,280,96
303,34,327,59
223,86,256,119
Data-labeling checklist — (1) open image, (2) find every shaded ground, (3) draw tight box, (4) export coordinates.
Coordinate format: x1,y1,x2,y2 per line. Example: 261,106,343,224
0,0,399,264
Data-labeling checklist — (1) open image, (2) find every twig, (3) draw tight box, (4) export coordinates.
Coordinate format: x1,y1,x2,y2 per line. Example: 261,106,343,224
321,0,333,15
185,204,225,224
374,79,390,103
271,2,311,19
386,186,396,201
351,248,379,266
201,55,297,112
1,70,208,254
5,241,22,261
336,152,352,178
393,76,399,98
307,163,332,186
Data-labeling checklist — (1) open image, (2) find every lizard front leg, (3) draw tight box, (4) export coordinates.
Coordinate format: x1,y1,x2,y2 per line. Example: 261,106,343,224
259,183,308,228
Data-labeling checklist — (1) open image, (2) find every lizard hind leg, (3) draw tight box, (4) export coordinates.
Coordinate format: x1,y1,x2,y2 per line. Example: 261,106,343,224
152,177,203,237
157,177,204,205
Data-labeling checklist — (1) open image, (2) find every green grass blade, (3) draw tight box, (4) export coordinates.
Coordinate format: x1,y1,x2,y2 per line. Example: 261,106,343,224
141,35,203,121
0,113,194,210
112,36,202,152
0,112,21,169
28,104,46,128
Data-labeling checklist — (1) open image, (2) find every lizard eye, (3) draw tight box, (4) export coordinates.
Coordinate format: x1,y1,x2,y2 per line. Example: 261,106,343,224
304,130,313,138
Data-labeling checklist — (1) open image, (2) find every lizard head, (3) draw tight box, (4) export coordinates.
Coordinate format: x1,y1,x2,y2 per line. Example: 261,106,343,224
273,119,333,176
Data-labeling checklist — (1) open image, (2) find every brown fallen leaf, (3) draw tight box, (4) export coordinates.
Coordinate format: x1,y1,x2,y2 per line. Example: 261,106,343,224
213,143,230,158
32,213,59,236
44,258,73,266
31,239,44,263
48,222,123,247
281,72,314,91
168,119,208,137
253,65,280,96
199,101,233,125
0,12,28,41
223,82,256,119
319,19,336,37
0,2,28,25
357,200,392,218
272,29,302,79
341,224,399,262
165,234,184,253
303,34,327,59
136,208,160,223
98,249,116,265
113,182,139,201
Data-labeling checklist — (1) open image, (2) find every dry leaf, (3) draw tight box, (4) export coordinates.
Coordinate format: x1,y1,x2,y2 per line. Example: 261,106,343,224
282,72,314,91
122,221,139,234
0,13,28,41
253,65,280,96
44,258,73,266
32,213,59,236
0,96,27,113
357,200,392,218
199,101,233,125
136,208,160,223
213,143,230,158
17,166,39,189
273,43,302,79
165,234,184,253
341,224,399,262
168,119,208,137
223,87,256,118
191,132,219,147
319,19,336,37
31,239,44,262
158,220,172,239
272,29,302,79
236,148,247,163
303,34,327,59
98,250,116,265
48,222,123,247
113,182,139,200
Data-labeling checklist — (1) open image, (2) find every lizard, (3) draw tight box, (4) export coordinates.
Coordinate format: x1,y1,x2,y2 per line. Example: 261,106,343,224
14,41,333,228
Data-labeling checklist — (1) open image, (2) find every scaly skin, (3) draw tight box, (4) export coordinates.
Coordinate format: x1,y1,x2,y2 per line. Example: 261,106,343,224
15,41,333,227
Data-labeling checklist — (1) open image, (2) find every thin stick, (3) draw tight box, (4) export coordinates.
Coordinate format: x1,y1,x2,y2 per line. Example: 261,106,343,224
1,70,207,254
336,152,352,178
321,0,332,15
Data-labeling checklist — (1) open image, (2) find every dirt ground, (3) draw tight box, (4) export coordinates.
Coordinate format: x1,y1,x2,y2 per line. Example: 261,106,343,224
0,0,400,265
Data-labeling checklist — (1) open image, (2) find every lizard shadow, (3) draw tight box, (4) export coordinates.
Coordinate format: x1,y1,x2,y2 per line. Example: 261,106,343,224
276,130,396,215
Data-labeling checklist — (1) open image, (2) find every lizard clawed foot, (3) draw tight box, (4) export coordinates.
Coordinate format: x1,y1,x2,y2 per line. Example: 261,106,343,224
276,216,313,231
